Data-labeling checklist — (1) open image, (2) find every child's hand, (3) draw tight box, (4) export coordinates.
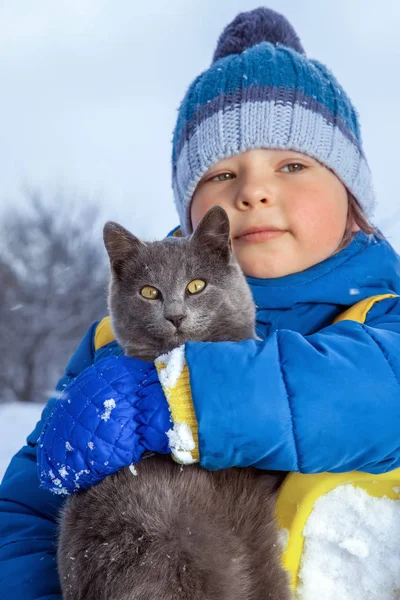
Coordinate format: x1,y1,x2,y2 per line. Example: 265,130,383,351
37,356,171,494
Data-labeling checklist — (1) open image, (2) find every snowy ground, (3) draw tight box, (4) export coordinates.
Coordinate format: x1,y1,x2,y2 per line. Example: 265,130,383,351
0,402,44,480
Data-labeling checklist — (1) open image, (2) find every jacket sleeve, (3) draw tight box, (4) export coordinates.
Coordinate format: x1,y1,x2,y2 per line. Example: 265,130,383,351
185,296,400,475
0,323,98,600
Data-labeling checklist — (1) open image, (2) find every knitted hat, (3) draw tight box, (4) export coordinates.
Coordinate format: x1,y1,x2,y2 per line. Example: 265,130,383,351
172,7,375,235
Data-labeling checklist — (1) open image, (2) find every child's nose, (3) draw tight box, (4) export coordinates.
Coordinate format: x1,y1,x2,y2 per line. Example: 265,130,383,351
235,182,275,210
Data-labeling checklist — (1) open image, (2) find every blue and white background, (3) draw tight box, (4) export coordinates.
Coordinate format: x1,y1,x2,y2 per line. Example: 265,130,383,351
2,0,400,243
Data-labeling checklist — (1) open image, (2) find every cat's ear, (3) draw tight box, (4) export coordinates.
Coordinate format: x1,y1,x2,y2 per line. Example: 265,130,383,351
191,206,232,259
103,221,144,277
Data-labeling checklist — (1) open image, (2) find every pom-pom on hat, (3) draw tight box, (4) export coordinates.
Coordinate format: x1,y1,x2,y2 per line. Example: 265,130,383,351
213,7,305,61
172,7,375,235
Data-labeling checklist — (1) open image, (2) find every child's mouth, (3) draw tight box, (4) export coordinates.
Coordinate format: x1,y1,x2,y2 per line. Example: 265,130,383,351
235,229,286,243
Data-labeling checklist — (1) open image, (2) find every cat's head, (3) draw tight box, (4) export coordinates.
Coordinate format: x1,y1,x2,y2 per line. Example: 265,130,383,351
103,206,256,361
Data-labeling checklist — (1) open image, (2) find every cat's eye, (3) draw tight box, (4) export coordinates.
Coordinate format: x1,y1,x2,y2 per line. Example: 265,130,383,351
140,285,161,300
187,279,206,295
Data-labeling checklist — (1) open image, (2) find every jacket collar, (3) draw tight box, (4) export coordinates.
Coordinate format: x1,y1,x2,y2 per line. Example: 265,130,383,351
167,227,400,313
247,232,400,312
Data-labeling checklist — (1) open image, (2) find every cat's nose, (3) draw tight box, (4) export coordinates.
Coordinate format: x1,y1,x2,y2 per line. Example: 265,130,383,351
166,315,185,329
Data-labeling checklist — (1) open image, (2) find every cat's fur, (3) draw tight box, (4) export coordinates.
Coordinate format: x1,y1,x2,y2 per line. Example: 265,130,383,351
57,206,292,600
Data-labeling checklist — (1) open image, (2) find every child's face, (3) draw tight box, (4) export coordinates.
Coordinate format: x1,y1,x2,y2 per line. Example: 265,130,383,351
191,148,350,278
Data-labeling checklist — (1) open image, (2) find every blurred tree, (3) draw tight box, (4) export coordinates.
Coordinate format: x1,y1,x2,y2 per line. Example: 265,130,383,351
0,190,109,403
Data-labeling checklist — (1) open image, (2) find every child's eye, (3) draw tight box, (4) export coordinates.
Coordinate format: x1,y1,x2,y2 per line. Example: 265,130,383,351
280,163,306,173
209,172,234,182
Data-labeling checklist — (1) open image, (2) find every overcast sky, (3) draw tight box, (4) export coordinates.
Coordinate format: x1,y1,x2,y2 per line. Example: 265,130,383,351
2,1,400,249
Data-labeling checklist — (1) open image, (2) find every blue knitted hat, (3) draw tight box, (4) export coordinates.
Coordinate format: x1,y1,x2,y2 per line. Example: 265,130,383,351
172,7,375,234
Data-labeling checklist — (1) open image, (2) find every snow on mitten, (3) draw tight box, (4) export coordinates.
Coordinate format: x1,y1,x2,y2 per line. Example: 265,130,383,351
37,355,171,494
155,345,200,464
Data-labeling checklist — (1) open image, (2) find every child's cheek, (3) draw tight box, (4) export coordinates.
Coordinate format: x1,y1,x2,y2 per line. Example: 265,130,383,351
190,194,203,231
190,192,217,231
290,194,347,252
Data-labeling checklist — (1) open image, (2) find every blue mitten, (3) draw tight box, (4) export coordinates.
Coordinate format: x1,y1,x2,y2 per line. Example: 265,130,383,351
37,355,171,494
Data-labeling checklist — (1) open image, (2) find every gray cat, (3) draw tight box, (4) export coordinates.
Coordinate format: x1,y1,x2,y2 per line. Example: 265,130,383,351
57,206,292,600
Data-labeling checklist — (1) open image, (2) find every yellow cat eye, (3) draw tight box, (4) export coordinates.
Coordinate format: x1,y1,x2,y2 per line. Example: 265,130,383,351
140,286,160,300
187,279,206,295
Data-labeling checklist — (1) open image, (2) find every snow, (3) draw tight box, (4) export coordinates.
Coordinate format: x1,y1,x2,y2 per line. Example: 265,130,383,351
155,348,197,465
155,345,185,390
166,422,195,452
0,402,44,480
100,398,116,421
297,484,400,599
166,422,197,464
10,303,23,311
129,464,138,476
47,466,70,495
59,466,68,479
74,469,89,484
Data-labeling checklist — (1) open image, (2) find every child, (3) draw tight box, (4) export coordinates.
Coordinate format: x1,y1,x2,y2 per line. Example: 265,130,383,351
1,7,400,598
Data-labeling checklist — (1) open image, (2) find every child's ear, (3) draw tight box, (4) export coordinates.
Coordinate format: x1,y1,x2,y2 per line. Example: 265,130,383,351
191,206,232,259
103,222,144,277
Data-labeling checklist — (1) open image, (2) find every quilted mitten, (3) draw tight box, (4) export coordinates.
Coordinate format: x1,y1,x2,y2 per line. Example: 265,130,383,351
38,348,200,495
37,355,171,494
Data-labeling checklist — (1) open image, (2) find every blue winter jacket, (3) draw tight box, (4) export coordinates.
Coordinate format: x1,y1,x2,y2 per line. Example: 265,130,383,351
1,231,400,599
